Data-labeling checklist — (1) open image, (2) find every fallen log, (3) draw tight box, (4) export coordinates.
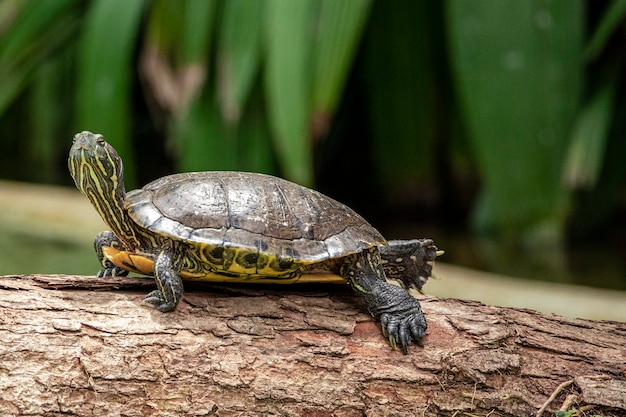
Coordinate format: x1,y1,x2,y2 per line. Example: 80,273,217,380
0,274,624,417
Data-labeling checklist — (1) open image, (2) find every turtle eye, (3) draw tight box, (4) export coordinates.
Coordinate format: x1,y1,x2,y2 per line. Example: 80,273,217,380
95,135,106,147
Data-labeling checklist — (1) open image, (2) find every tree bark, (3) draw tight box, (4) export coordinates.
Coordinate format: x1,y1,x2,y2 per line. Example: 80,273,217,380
0,274,624,417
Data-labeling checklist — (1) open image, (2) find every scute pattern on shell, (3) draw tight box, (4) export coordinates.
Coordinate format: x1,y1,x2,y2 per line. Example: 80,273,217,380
125,172,385,263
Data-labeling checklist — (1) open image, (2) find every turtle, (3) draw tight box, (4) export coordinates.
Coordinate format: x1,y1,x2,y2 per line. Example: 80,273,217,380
68,131,440,353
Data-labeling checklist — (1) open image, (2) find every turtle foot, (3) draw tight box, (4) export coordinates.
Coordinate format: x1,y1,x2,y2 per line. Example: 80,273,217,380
368,282,427,354
380,308,426,354
141,290,176,312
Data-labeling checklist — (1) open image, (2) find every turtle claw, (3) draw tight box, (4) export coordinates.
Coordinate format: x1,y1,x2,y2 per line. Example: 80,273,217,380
97,266,128,277
142,290,162,303
141,290,176,312
380,312,425,354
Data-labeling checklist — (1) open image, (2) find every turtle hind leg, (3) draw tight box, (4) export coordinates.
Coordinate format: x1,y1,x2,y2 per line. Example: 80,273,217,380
379,239,440,291
341,247,427,354
94,231,129,277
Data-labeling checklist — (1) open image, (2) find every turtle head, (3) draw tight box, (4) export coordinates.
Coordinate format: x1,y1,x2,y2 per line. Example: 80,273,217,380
69,131,125,199
69,131,136,246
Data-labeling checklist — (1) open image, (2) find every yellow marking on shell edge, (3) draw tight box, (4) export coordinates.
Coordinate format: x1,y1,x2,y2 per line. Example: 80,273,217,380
102,246,346,284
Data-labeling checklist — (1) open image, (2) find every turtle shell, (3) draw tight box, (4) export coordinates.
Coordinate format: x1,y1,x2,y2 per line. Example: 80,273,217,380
125,172,385,274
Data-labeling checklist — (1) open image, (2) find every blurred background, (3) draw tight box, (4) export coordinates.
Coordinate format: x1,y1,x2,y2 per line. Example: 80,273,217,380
1,0,625,318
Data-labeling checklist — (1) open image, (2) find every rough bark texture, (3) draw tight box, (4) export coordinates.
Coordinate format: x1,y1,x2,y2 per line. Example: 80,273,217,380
0,274,624,417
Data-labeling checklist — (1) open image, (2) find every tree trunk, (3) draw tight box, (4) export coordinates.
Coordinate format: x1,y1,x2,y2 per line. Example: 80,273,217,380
0,274,624,417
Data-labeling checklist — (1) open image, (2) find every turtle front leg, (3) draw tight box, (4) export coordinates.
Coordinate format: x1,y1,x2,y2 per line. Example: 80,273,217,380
379,239,440,291
94,231,129,277
142,245,185,312
341,247,427,354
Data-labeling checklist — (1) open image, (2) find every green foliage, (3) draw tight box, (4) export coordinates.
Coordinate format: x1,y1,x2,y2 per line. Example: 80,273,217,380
263,0,315,185
585,0,626,60
364,0,440,192
446,0,583,244
29,54,70,183
0,0,80,116
311,0,372,122
76,0,145,186
217,0,264,124
1,0,626,247
563,81,616,190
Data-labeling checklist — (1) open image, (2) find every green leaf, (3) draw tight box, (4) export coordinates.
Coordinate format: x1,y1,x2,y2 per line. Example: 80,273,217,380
237,114,275,174
217,0,264,124
562,81,616,189
235,85,275,174
264,0,315,185
446,0,583,242
310,0,371,138
76,0,145,187
175,86,274,175
143,0,216,170
174,95,238,172
584,0,626,61
29,53,72,183
0,0,75,65
144,0,182,52
0,0,80,117
569,81,626,237
145,0,214,65
180,0,216,64
364,1,440,190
